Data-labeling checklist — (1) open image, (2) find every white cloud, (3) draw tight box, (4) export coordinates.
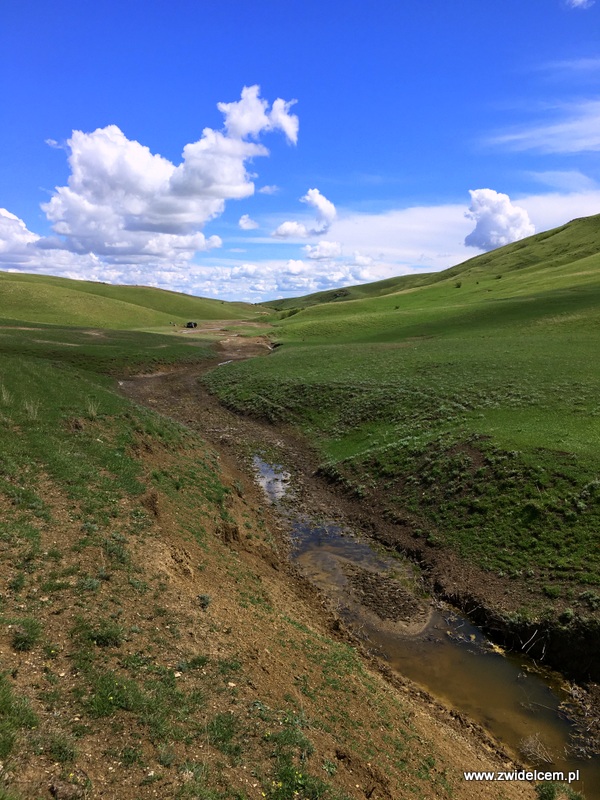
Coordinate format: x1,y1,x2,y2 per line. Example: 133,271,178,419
272,220,310,238
258,184,279,195
17,86,296,267
464,189,535,251
173,191,600,300
269,98,300,145
517,190,600,230
0,208,39,262
217,85,298,144
303,240,342,260
565,0,594,8
527,170,597,192
350,251,373,267
491,99,600,153
0,208,102,272
543,57,600,72
328,203,472,270
272,188,336,238
239,214,259,230
231,263,259,278
301,188,336,233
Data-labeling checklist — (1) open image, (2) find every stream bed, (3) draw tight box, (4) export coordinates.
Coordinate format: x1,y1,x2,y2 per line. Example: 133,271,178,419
254,455,600,799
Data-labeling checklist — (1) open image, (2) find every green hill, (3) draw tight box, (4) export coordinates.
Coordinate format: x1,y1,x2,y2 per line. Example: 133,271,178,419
264,214,600,312
206,214,600,667
0,270,259,328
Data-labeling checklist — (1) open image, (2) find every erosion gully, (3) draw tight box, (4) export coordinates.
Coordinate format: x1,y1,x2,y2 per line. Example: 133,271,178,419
253,456,600,798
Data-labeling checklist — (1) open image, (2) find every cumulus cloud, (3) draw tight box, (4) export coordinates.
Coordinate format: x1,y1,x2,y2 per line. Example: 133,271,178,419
0,208,101,273
303,240,342,260
239,214,259,230
301,188,336,233
0,208,39,262
464,189,535,251
272,220,310,238
272,188,337,238
0,85,296,272
218,85,298,144
258,184,279,194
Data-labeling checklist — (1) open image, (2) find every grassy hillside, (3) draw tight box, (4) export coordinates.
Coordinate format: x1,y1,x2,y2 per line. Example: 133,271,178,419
265,214,600,312
0,328,535,800
0,270,260,328
0,323,218,375
206,215,600,655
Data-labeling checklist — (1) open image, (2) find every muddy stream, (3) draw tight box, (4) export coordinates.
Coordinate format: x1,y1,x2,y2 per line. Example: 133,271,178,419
254,456,600,798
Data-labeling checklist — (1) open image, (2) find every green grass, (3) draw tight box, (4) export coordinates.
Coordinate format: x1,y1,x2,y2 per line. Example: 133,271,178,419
0,269,262,328
206,215,600,602
0,323,216,375
0,675,38,758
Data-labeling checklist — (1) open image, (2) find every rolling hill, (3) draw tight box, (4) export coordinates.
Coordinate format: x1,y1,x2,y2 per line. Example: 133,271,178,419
0,270,260,328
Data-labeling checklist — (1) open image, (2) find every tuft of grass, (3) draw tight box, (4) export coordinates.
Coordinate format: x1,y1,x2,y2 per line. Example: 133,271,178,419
10,618,41,652
86,398,100,419
535,782,584,800
73,617,124,648
0,674,38,758
43,732,77,763
0,384,12,405
206,712,241,760
23,399,39,420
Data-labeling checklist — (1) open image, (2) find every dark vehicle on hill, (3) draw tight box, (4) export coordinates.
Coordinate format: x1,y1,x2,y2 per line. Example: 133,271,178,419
185,322,198,328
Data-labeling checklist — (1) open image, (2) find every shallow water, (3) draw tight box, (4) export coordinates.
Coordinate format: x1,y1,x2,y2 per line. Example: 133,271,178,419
253,456,600,799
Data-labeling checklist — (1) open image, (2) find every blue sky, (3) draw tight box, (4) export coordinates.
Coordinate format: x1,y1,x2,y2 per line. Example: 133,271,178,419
1,0,600,302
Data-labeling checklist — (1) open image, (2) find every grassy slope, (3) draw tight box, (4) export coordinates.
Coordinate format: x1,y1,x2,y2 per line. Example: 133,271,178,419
0,330,532,800
0,324,218,375
206,215,600,629
0,270,260,328
264,214,600,311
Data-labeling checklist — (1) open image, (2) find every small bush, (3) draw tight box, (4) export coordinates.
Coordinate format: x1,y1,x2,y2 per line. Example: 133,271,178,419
197,594,211,610
520,732,552,764
85,672,145,718
86,398,100,419
8,572,25,593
